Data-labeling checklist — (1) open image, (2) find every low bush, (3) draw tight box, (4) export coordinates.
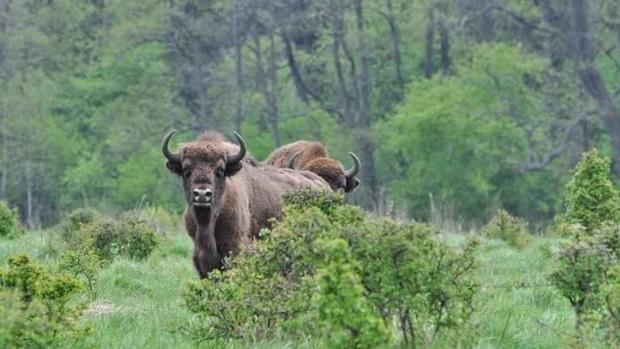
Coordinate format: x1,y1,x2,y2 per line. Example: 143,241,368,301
551,150,620,345
182,189,478,347
0,201,23,239
60,208,102,245
58,246,103,299
0,254,87,348
122,206,182,236
483,209,531,249
61,212,159,262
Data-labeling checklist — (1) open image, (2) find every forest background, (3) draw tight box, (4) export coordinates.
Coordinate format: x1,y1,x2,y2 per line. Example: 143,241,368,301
1,0,619,230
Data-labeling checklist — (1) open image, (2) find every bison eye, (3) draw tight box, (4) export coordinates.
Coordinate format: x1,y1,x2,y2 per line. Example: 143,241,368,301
216,166,225,178
183,168,192,178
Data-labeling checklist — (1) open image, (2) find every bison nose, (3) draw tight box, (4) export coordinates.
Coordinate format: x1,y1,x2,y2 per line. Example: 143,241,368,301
192,188,213,207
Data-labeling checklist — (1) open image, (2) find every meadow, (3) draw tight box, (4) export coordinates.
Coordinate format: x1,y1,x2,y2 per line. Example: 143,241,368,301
0,225,575,348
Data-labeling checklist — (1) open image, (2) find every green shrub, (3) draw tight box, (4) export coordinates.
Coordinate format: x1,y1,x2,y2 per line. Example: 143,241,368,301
313,238,391,349
551,150,620,344
0,254,87,348
601,265,620,345
122,206,182,236
0,201,23,239
483,209,531,249
564,149,620,234
182,189,478,347
58,246,103,299
62,214,159,262
60,208,102,245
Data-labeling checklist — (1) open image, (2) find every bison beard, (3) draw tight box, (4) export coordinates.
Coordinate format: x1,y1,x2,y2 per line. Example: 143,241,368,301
163,130,330,278
265,140,361,193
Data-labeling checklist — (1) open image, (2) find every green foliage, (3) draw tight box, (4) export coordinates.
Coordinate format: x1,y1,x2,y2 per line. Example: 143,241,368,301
182,190,478,347
601,265,620,345
551,151,620,344
80,217,159,261
0,254,86,348
0,201,23,239
376,43,564,222
60,208,102,244
313,238,391,349
483,209,531,249
58,247,103,299
61,212,159,262
564,149,620,234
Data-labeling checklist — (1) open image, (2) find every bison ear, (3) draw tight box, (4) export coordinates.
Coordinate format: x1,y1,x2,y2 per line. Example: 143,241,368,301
225,162,242,177
165,160,183,176
345,177,361,193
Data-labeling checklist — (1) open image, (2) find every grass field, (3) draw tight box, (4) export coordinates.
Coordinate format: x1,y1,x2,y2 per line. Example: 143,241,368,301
0,229,577,348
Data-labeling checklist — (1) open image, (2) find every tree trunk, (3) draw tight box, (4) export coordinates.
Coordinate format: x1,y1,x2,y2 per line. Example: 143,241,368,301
267,34,281,146
386,0,405,93
331,0,352,122
232,0,244,133
354,0,379,210
252,26,281,147
1,126,6,200
25,161,33,229
569,0,620,174
439,20,451,75
479,0,495,42
423,7,435,78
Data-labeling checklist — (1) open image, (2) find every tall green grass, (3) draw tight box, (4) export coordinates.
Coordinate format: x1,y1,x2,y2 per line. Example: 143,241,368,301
0,230,576,348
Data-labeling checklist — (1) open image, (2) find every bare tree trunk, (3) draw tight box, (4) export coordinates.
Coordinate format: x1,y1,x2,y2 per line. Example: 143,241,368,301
569,0,620,173
331,0,352,122
232,0,244,133
479,0,495,42
25,161,33,229
0,126,6,200
267,34,281,146
423,7,435,78
438,20,451,75
386,0,405,93
252,26,281,146
354,0,379,210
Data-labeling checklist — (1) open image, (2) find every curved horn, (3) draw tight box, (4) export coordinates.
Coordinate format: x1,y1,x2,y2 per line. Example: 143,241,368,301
344,152,360,178
227,131,247,166
162,130,180,162
287,151,302,169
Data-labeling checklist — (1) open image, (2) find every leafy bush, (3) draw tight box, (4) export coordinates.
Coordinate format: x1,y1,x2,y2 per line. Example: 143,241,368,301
0,254,87,348
60,208,103,246
61,213,159,262
601,265,620,345
0,201,23,239
58,246,103,299
483,209,531,249
551,150,620,344
122,206,182,236
182,189,478,347
312,238,392,349
564,149,620,234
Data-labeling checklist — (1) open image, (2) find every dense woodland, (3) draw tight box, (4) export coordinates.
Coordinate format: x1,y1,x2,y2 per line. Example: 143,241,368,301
1,0,620,228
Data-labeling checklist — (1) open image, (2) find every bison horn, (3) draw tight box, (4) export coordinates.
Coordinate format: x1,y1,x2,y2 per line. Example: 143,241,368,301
287,151,302,169
344,152,360,178
162,130,181,163
227,131,247,166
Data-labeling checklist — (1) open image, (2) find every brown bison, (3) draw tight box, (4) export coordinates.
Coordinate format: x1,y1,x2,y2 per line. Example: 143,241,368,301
264,140,361,193
162,131,329,278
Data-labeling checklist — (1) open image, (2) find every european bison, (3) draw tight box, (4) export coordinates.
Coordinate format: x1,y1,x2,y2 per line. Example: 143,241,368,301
265,140,361,193
162,131,329,278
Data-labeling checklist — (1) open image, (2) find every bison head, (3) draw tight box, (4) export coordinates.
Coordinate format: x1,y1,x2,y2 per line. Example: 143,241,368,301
162,130,246,220
291,152,360,193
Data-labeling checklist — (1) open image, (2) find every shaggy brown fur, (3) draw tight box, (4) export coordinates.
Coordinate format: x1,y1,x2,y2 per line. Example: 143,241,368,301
264,141,360,193
163,131,329,278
